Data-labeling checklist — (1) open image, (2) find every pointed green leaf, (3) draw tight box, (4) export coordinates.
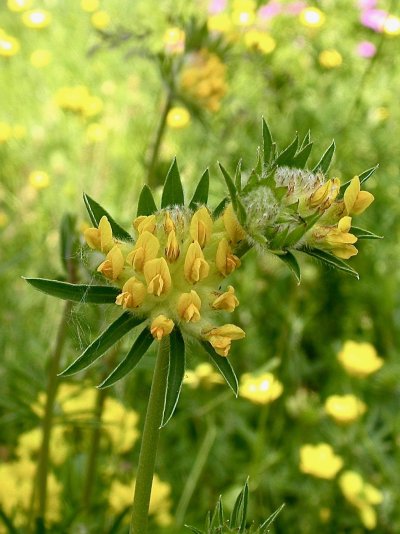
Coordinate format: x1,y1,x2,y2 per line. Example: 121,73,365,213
24,278,120,304
189,169,209,209
137,185,157,216
275,134,298,166
262,117,273,165
299,248,359,279
83,193,132,241
98,327,153,388
239,480,249,533
161,328,186,427
312,140,335,174
234,159,242,193
218,163,237,209
292,142,313,169
59,312,144,376
301,130,311,148
161,157,184,208
212,197,229,219
201,342,238,396
340,165,379,193
351,227,383,240
184,526,203,534
259,503,285,532
236,196,247,226
275,251,301,283
211,496,224,528
230,486,244,528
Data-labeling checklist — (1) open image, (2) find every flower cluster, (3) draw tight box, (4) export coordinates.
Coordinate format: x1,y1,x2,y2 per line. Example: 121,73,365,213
54,85,104,118
240,371,283,404
299,443,343,479
337,340,383,377
180,50,228,112
84,204,245,356
0,30,20,57
339,471,383,530
324,394,366,424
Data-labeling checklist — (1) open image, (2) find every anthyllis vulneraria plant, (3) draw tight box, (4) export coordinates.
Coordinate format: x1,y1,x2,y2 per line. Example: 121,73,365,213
25,119,379,533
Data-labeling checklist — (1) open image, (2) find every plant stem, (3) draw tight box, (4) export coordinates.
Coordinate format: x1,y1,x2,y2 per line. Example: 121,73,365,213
249,404,269,485
146,90,173,187
175,419,217,526
130,336,170,534
35,299,73,532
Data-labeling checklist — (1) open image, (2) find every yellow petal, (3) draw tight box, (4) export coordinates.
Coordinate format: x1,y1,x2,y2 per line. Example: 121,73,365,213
352,191,374,215
177,290,201,322
150,315,174,340
184,241,210,283
344,176,360,214
97,245,124,280
144,257,172,296
212,285,239,312
337,216,352,233
126,231,160,271
331,244,358,259
133,214,156,234
163,211,175,234
216,238,241,276
190,206,213,248
165,229,180,263
99,215,113,251
223,204,246,244
115,277,146,308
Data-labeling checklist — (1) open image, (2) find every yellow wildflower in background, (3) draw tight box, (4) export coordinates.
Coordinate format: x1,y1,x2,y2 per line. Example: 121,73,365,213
0,122,12,142
339,471,383,530
109,474,172,526
91,10,111,29
16,426,69,465
208,13,233,34
22,9,52,29
300,443,343,479
101,397,140,453
29,170,50,190
299,7,326,28
240,372,283,404
167,107,191,129
81,0,99,12
383,15,400,36
0,32,20,57
244,30,276,55
324,394,366,424
232,0,256,26
55,86,103,118
337,341,383,377
184,362,225,389
319,49,343,69
7,0,33,11
30,49,52,68
163,27,185,55
85,204,246,356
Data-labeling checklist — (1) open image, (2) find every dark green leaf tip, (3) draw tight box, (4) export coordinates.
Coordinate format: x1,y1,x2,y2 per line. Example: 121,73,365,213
137,184,158,216
161,157,184,208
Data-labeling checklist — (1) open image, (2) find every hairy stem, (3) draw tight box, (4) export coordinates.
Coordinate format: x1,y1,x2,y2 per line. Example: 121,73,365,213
130,336,170,534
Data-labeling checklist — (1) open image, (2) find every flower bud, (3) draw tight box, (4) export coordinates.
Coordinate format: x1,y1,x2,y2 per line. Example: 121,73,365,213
115,277,146,309
133,214,156,235
211,285,239,312
203,324,245,356
126,231,160,272
97,245,124,280
189,206,213,248
184,241,209,283
144,257,172,296
177,290,201,322
84,215,113,252
216,238,241,276
150,315,174,340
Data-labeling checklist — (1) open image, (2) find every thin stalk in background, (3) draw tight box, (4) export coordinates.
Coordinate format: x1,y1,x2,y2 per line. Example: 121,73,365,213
130,335,170,534
175,419,217,527
146,90,173,187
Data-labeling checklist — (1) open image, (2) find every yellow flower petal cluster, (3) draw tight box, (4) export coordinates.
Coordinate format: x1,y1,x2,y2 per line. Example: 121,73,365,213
101,397,140,453
109,474,172,526
16,426,69,466
0,458,61,527
339,471,383,530
319,49,343,69
299,7,325,28
337,340,383,377
244,30,276,55
180,50,228,112
240,372,283,404
29,170,50,190
184,362,225,389
299,443,343,479
163,26,185,55
324,394,367,424
85,205,246,355
91,10,111,29
22,9,52,29
54,85,104,118
344,176,374,216
0,31,20,57
167,106,190,129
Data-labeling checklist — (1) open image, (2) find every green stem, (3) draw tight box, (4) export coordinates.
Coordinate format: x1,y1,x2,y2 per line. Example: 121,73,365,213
130,336,170,534
146,90,173,187
82,385,108,512
175,420,217,526
34,299,73,532
249,404,269,485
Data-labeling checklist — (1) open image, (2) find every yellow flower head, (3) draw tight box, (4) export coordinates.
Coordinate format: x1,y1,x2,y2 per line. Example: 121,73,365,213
178,290,201,323
299,443,343,479
30,49,52,68
0,33,20,57
84,215,114,252
344,176,374,216
115,277,146,309
339,471,383,529
383,15,400,36
338,340,383,377
91,10,111,29
29,170,50,190
212,285,239,312
184,362,225,389
244,30,276,55
22,9,52,28
240,372,283,404
167,107,190,129
150,315,174,340
7,0,33,11
190,206,213,248
202,324,245,356
97,245,125,280
319,49,343,69
324,394,366,424
299,7,325,28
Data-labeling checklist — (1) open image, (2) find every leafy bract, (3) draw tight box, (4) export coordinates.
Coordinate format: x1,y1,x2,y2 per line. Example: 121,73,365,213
161,157,184,208
24,278,120,304
201,341,238,396
161,328,186,427
83,193,132,241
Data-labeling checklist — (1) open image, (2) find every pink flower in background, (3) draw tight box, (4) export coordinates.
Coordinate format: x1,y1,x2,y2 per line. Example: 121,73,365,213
356,41,377,57
258,1,282,20
360,9,388,32
208,0,227,14
358,0,377,9
284,1,307,15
